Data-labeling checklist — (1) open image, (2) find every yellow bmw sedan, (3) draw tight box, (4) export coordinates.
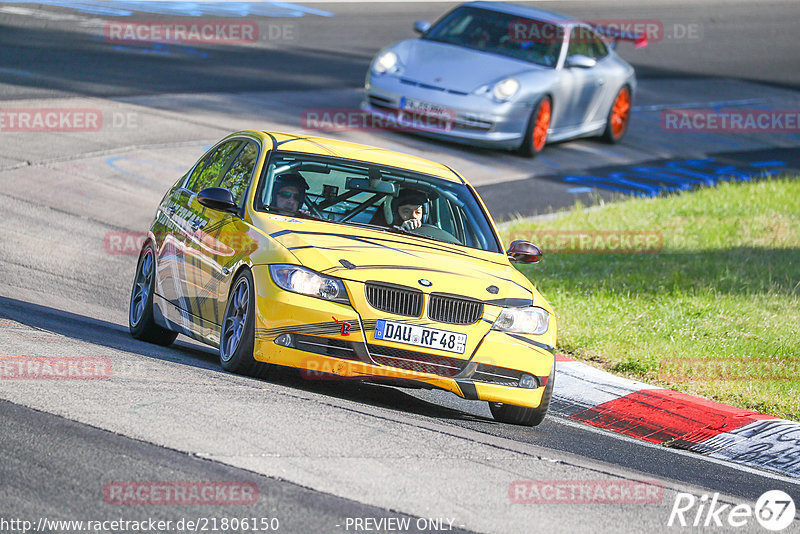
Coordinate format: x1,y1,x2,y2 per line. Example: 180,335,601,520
129,131,556,426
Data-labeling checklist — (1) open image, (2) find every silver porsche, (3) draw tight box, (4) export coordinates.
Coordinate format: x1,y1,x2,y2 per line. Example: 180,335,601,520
362,1,644,157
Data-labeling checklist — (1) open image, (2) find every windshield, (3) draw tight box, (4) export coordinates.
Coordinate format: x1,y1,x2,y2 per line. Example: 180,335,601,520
255,151,502,253
423,6,563,68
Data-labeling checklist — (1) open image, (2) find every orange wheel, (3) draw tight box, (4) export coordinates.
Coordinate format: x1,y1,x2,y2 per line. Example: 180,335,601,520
519,96,551,158
603,86,631,143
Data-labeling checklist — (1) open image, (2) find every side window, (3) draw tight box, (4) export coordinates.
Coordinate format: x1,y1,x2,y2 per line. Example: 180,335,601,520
567,26,608,60
184,151,214,190
186,140,242,193
589,32,608,59
434,197,455,236
567,26,592,57
218,141,259,206
567,27,589,58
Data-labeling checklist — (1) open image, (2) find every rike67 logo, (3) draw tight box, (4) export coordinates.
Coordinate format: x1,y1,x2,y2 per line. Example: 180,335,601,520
668,490,796,531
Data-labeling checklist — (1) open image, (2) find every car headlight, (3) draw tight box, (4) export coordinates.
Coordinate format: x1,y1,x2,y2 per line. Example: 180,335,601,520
373,50,399,75
492,306,549,335
492,77,520,102
269,265,350,304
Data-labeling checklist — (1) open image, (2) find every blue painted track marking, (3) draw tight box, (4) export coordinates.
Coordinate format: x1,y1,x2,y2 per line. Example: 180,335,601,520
564,175,659,197
564,157,788,196
607,171,685,192
631,98,767,113
2,1,334,18
0,67,35,77
750,161,787,168
537,155,560,169
107,41,209,59
630,166,713,187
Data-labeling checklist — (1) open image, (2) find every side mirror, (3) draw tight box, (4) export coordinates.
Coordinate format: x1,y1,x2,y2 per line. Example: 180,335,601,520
197,187,239,214
507,240,542,263
414,20,431,35
565,54,597,69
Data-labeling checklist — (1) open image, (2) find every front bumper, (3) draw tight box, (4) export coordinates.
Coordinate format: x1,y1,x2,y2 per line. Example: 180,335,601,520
251,266,556,409
363,74,534,150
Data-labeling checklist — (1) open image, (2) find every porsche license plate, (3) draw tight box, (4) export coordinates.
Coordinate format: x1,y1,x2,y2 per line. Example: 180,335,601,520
374,319,467,354
401,97,451,118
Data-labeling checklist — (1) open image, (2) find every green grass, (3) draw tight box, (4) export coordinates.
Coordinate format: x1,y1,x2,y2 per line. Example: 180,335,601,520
500,178,800,420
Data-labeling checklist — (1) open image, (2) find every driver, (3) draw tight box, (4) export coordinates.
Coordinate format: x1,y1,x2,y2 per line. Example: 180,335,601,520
391,189,428,231
270,172,309,213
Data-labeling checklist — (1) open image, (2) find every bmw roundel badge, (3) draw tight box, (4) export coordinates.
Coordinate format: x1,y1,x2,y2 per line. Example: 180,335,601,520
418,279,432,287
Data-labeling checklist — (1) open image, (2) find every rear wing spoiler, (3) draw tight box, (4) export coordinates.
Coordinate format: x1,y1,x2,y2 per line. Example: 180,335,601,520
591,24,648,49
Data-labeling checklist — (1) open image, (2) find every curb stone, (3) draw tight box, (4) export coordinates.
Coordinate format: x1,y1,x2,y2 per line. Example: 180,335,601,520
552,354,800,478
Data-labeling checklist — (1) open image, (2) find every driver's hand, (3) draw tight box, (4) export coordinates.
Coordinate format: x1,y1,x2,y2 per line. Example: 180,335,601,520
401,218,422,230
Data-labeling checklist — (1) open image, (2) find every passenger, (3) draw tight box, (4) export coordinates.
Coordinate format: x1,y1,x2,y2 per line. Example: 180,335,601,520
391,189,428,231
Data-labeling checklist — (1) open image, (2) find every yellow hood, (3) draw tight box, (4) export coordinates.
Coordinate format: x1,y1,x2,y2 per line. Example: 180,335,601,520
261,216,535,304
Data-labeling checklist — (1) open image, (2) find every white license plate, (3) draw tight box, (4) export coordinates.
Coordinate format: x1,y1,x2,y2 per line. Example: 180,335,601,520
401,97,450,118
374,319,467,354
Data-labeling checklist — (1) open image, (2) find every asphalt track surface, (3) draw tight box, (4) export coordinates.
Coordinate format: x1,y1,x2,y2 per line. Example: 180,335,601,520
0,1,799,533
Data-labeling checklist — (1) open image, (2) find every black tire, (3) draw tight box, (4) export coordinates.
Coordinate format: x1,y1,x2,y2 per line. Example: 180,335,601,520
129,243,178,346
219,269,265,377
489,363,555,426
601,85,632,144
517,96,551,158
